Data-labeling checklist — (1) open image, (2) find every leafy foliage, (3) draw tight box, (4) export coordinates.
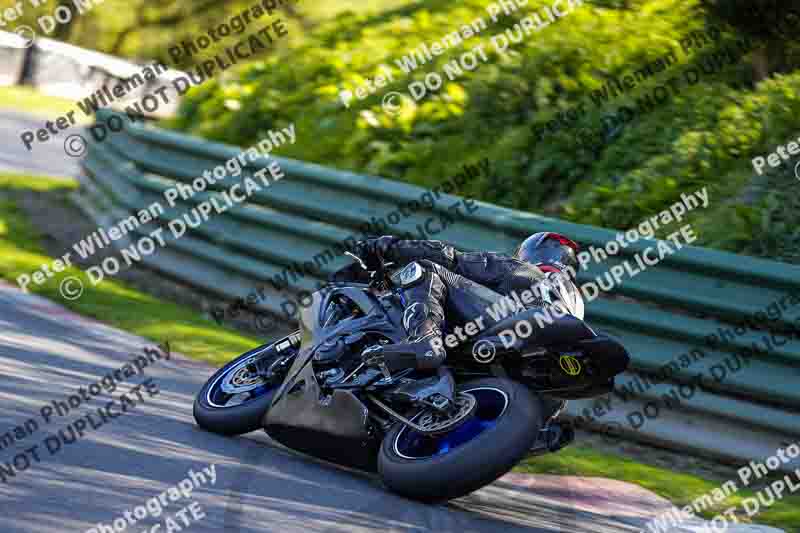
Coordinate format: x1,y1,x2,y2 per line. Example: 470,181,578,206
0,0,393,65
166,0,800,263
698,0,800,79
699,0,799,42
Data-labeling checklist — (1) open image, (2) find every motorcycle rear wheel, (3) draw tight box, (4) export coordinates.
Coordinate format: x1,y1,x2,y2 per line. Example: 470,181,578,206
378,377,542,502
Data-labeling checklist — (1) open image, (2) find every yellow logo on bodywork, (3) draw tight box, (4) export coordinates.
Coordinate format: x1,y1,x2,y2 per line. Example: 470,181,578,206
559,355,582,376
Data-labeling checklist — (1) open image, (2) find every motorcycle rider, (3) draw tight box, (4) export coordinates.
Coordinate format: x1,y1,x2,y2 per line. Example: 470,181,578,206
352,232,582,450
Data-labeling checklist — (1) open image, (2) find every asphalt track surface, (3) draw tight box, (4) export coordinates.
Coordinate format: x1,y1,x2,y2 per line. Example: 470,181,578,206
0,282,716,533
0,111,80,177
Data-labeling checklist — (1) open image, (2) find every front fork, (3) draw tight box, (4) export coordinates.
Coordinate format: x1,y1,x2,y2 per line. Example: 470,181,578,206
248,330,302,380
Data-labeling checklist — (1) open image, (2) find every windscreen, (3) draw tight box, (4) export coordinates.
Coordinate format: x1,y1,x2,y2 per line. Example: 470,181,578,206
298,289,328,352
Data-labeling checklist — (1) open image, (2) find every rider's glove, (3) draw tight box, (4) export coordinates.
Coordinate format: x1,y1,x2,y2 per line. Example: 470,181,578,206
352,236,397,269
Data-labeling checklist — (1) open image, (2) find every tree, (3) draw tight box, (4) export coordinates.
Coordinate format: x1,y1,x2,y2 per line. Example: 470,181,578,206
700,0,800,81
108,0,314,62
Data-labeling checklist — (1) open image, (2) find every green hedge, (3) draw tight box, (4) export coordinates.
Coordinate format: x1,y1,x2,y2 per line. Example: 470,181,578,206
167,0,800,263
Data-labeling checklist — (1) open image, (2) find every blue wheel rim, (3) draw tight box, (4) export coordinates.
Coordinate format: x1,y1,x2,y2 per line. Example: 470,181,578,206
394,387,509,460
208,376,277,408
206,348,280,408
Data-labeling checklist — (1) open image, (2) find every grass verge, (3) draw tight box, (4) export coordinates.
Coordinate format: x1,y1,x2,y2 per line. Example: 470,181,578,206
0,85,90,122
0,172,261,364
519,445,799,532
1,172,797,532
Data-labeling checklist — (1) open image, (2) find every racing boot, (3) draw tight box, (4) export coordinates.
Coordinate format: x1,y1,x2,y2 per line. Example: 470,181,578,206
369,327,446,374
372,261,448,373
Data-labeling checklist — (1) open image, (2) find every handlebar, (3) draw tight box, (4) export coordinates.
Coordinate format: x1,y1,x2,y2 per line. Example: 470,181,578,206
344,251,393,290
344,251,368,270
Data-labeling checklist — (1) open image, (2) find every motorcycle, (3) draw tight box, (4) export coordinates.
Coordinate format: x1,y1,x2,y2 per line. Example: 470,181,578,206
193,252,630,502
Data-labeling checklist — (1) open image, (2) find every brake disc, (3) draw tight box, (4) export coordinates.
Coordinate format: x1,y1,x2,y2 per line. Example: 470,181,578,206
415,392,477,435
220,356,267,395
369,392,477,436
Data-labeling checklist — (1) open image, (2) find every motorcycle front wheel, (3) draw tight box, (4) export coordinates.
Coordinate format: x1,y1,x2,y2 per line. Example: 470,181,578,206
193,332,298,436
378,377,543,502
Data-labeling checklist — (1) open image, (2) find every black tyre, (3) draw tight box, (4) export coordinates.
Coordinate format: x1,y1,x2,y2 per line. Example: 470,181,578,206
193,333,297,436
378,377,542,502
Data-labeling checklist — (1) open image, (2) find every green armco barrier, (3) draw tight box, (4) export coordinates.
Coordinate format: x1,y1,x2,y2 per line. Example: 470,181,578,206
76,110,800,470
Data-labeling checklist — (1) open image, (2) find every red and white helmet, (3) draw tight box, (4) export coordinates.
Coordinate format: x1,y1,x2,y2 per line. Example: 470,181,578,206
515,232,580,277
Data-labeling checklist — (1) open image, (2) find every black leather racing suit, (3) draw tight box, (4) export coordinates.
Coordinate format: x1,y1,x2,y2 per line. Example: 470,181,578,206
367,238,553,370
357,237,570,425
